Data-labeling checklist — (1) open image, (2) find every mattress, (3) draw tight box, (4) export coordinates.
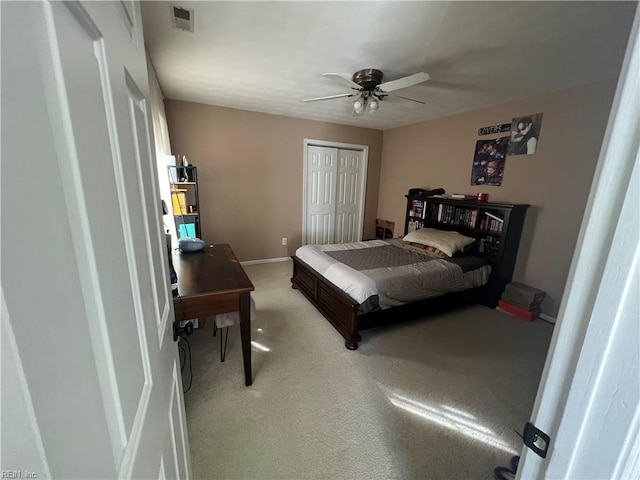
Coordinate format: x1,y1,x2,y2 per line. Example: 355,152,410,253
295,239,491,312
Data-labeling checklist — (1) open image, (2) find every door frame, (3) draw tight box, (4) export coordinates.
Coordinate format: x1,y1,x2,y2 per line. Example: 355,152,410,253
302,139,369,245
517,7,639,478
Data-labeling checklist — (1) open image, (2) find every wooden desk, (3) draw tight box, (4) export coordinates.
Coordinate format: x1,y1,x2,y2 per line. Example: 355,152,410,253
172,244,255,386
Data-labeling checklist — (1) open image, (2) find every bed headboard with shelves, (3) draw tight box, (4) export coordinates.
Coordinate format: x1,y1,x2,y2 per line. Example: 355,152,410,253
404,192,530,306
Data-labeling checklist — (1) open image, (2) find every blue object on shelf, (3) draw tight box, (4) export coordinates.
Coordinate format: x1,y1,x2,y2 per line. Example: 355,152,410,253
178,223,196,238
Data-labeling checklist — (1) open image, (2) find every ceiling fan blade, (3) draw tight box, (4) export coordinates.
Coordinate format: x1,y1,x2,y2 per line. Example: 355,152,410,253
382,93,426,105
302,93,354,103
322,73,362,90
378,72,430,92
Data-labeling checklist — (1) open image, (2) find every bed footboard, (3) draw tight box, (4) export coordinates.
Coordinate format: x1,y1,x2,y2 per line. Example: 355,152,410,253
291,255,484,350
291,256,362,349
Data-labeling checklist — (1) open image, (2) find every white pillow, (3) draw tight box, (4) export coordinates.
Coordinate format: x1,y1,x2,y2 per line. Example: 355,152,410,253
402,228,475,257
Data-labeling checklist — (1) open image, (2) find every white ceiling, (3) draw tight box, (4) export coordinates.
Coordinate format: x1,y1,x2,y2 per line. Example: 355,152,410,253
141,1,636,131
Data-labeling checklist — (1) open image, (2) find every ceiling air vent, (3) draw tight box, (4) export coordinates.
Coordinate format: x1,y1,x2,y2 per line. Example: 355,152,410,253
170,5,194,32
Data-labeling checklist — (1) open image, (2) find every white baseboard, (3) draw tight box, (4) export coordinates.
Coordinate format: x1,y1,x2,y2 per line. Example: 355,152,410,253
240,257,291,266
540,312,557,324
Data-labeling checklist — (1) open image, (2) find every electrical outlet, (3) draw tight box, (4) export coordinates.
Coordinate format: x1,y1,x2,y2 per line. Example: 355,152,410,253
282,237,288,246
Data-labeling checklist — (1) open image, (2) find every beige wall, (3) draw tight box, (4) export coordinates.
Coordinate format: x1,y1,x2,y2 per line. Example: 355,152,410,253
164,101,383,261
378,80,618,317
165,80,616,317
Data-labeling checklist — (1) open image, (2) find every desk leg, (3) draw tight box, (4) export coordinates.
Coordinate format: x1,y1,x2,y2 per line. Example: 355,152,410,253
239,292,252,386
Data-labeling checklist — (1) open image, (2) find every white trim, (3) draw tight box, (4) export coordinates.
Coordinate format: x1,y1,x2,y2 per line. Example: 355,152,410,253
141,105,172,346
135,83,172,344
302,139,369,245
539,313,556,324
126,72,162,333
241,257,291,266
304,138,369,151
167,363,181,480
614,405,640,479
158,457,166,480
117,379,152,478
1,288,52,478
124,70,171,345
518,8,640,479
550,172,638,478
172,356,191,479
116,0,133,38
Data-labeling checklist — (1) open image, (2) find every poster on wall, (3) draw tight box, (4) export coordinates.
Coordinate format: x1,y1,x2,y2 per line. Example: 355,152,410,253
470,136,509,186
507,113,543,155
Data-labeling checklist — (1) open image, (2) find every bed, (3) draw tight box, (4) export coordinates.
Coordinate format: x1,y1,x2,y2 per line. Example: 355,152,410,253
291,236,492,349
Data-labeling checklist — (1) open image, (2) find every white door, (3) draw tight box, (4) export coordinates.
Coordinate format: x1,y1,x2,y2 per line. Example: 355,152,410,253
305,145,338,244
1,2,190,479
303,141,368,245
335,149,365,243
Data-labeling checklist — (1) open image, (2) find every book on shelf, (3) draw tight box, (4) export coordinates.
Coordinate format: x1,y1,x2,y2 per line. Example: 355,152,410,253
479,235,500,255
430,204,477,227
483,220,503,232
481,211,504,232
410,200,424,218
171,192,188,215
484,211,504,222
469,209,478,227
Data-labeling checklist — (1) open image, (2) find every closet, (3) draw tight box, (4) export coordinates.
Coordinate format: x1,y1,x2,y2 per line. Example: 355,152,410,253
303,141,368,245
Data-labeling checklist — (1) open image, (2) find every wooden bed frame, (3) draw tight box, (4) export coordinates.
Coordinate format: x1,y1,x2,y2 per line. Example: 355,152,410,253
291,255,483,350
292,193,528,349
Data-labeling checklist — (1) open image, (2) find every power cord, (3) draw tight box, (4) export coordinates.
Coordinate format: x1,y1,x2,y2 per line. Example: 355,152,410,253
174,291,193,394
494,431,523,480
178,334,193,394
179,345,186,371
494,455,519,480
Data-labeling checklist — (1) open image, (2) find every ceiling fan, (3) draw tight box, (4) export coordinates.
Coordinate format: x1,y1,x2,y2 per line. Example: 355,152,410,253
303,68,430,115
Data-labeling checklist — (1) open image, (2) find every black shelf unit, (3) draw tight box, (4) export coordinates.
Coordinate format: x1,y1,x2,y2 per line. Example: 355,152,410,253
404,194,529,307
168,165,201,239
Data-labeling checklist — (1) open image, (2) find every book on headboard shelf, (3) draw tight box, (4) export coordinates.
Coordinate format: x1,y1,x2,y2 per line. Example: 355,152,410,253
481,211,504,233
409,199,424,218
484,211,504,222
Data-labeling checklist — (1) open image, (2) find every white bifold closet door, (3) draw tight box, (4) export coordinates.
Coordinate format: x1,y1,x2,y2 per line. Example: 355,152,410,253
305,145,366,245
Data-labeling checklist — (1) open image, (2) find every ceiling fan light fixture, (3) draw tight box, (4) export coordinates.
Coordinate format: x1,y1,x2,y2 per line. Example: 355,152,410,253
305,68,429,117
352,98,365,115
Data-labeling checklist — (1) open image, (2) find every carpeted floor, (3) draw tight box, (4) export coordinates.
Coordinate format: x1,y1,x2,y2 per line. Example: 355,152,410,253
180,260,553,479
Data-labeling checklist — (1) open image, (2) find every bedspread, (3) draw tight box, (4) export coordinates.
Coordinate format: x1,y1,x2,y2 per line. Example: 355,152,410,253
295,239,490,312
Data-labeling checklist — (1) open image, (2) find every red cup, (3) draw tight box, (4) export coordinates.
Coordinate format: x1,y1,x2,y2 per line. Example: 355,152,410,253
476,193,489,202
